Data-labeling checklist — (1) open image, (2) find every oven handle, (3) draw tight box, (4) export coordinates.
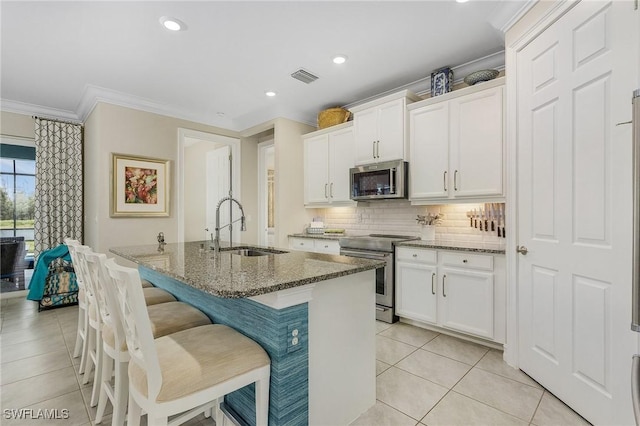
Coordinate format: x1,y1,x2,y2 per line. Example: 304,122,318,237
340,249,391,260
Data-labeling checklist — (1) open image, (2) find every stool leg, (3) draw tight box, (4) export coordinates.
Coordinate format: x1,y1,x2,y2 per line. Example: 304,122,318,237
95,352,113,424
73,306,85,358
112,358,128,426
215,398,225,426
78,311,90,374
255,378,269,426
90,329,103,406
126,394,141,426
82,325,95,384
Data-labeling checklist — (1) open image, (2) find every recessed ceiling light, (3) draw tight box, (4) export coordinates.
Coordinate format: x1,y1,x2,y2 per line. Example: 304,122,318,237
159,16,186,31
332,55,348,65
265,91,277,97
456,0,469,3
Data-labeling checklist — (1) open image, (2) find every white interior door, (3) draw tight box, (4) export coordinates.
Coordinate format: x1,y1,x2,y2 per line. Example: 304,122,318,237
516,2,638,424
206,145,239,244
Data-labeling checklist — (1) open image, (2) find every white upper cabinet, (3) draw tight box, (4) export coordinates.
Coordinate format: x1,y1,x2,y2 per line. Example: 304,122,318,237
450,86,504,197
303,123,355,207
352,91,420,165
409,102,450,198
408,78,505,203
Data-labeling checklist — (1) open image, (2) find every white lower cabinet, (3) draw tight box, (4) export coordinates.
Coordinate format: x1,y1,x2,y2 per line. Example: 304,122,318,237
288,237,340,255
396,261,438,324
396,246,505,343
440,268,494,340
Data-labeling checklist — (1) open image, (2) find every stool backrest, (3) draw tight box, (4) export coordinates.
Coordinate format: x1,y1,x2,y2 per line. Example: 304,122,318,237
103,258,162,400
85,251,120,342
73,245,95,299
64,239,84,288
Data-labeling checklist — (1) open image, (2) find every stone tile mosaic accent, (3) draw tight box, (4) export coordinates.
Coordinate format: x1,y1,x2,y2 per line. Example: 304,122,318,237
140,267,310,426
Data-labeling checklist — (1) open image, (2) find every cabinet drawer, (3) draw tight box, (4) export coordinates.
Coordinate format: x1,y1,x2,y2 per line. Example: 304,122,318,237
289,238,314,251
314,240,340,254
396,247,437,264
440,252,493,271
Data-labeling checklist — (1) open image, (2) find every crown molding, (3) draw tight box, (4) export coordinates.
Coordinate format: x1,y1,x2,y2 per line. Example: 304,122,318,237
343,50,505,108
492,0,538,34
0,99,80,122
75,84,236,130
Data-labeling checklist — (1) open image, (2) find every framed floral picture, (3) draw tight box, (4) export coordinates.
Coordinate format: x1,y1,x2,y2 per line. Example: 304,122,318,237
111,153,170,217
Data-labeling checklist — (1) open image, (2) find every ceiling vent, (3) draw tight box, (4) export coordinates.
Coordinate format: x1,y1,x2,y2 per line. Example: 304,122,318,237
291,68,319,84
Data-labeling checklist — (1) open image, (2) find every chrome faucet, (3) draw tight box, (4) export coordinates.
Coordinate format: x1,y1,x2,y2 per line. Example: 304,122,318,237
212,196,247,254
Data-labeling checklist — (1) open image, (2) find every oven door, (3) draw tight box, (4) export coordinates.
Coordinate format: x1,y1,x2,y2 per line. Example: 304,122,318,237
339,248,394,307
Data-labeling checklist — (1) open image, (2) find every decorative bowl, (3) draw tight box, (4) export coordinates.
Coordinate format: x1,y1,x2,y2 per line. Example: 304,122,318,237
464,69,499,86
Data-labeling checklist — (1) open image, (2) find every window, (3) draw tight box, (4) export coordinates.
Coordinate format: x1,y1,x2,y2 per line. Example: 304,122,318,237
1,144,36,254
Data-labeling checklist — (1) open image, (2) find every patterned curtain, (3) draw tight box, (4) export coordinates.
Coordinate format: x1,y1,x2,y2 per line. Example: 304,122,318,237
34,118,83,260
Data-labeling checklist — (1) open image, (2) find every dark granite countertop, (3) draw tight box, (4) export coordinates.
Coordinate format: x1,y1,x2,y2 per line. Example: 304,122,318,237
110,241,384,298
395,240,506,254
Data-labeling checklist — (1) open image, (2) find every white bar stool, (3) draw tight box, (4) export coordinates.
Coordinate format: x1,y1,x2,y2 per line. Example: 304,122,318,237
86,251,212,426
103,258,271,426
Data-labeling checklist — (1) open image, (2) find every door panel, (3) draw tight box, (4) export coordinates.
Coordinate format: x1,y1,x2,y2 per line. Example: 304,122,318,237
409,103,449,199
329,128,354,203
304,135,329,204
516,1,638,424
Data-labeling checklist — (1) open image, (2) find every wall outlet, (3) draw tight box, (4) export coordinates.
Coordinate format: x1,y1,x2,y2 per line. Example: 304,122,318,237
287,323,302,353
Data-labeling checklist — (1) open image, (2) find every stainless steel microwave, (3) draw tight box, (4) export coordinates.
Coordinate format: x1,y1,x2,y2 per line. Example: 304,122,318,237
350,160,408,201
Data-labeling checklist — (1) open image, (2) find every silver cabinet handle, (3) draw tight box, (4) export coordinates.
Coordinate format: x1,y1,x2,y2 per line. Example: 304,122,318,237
324,183,328,198
373,141,376,159
330,182,334,198
431,272,436,295
442,274,447,297
454,170,459,191
376,140,380,159
516,246,528,255
443,171,447,191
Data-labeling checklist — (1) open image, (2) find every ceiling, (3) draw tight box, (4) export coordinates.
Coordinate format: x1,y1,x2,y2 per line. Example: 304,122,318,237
1,1,531,132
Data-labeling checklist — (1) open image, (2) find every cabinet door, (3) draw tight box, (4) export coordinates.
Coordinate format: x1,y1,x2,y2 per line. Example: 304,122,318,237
314,239,340,255
289,237,315,252
304,135,330,204
354,108,378,165
328,128,355,203
439,268,494,339
409,103,450,199
396,261,438,324
377,98,406,162
450,86,504,197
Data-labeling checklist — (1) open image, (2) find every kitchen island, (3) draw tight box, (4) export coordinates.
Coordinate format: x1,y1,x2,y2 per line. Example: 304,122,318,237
111,241,383,426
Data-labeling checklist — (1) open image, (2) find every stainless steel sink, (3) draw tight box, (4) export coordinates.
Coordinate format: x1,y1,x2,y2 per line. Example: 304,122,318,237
221,246,288,257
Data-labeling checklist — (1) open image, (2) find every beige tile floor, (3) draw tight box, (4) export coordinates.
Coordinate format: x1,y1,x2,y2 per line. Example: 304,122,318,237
0,297,590,426
352,321,591,426
0,297,213,426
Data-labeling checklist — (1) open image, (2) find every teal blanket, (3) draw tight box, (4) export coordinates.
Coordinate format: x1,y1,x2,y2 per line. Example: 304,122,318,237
27,244,72,301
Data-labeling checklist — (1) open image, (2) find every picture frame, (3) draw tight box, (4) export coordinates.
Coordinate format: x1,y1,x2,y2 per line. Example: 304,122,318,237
111,153,170,217
430,66,454,97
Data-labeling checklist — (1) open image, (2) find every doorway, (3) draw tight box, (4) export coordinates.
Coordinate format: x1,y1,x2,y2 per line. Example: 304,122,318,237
177,129,241,244
258,141,275,246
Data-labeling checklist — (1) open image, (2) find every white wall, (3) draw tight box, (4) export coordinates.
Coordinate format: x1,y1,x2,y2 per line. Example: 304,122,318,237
273,118,316,248
83,103,244,254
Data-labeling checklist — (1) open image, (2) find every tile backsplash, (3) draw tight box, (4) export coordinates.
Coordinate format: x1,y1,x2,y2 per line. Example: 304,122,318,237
315,201,505,244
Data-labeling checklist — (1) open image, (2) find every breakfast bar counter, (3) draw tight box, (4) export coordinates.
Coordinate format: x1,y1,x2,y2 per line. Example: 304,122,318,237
110,241,382,426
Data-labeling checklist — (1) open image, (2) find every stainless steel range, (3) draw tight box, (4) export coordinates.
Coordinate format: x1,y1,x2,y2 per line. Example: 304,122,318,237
339,234,419,323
